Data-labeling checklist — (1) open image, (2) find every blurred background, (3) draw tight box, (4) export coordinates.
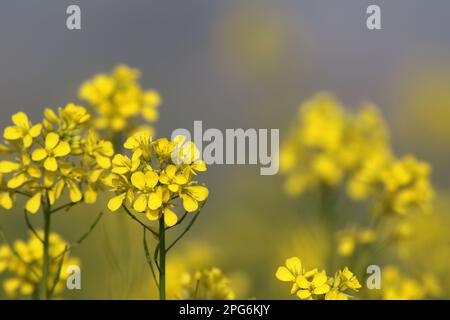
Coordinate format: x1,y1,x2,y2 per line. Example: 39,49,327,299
1,0,450,299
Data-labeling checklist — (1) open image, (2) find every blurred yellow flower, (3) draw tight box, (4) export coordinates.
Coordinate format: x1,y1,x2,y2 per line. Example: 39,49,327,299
0,231,79,299
79,64,161,135
280,93,390,197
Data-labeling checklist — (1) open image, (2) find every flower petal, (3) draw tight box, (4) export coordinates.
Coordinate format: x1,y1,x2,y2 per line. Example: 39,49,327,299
286,257,302,276
148,192,162,210
53,141,71,157
164,208,178,227
0,161,20,173
275,266,295,282
32,148,48,161
107,193,126,212
4,126,22,140
131,171,146,190
133,194,147,212
29,124,42,138
11,112,29,128
44,157,58,171
144,171,159,188
185,186,208,201
45,132,60,149
181,194,198,212
26,192,42,214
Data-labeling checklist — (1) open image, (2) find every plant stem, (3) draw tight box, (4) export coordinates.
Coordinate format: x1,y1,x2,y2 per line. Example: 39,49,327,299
39,201,51,300
158,217,166,300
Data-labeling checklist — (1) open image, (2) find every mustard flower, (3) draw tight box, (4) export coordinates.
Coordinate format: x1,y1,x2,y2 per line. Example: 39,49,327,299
79,64,161,135
31,132,71,172
380,266,426,300
0,231,79,299
1,104,113,300
276,257,360,300
107,133,209,301
3,112,42,149
280,93,391,197
351,155,434,216
0,104,114,214
107,133,208,227
178,267,235,300
326,267,362,300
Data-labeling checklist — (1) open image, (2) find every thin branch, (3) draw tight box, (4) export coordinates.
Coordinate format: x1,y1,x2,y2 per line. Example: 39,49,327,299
52,211,104,262
166,201,207,252
50,201,78,214
121,204,159,238
24,210,43,243
143,228,159,289
154,242,160,272
14,190,32,198
48,245,67,298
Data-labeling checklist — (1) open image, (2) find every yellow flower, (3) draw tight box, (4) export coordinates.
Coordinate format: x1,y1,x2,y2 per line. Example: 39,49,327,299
124,131,152,160
111,150,141,174
106,135,208,227
131,171,162,212
280,93,391,197
275,257,317,295
159,165,188,192
0,231,79,299
32,132,71,171
79,65,161,135
3,112,42,148
380,266,426,300
84,130,114,169
276,257,360,300
1,106,114,215
153,138,177,160
179,185,209,212
296,271,330,300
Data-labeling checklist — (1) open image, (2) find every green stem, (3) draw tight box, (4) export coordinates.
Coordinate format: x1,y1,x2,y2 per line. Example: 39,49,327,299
39,202,51,300
158,218,166,300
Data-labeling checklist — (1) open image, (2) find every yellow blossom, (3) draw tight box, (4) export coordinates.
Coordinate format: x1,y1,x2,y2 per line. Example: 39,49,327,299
3,112,42,149
106,136,208,227
31,132,71,171
276,257,360,300
0,231,79,299
79,64,161,135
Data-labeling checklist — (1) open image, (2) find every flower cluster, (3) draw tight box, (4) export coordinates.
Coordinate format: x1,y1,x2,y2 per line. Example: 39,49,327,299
379,266,441,300
0,231,79,298
178,267,235,300
275,257,361,300
280,92,390,197
351,155,434,216
106,133,208,227
79,64,161,136
0,104,114,213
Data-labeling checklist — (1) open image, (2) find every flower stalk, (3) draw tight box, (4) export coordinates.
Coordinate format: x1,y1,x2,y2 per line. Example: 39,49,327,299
158,217,166,300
